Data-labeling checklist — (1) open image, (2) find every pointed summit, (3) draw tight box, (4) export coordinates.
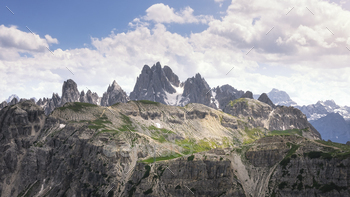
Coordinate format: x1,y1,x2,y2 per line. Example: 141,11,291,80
267,88,297,106
109,80,122,92
101,80,129,106
60,79,80,106
180,72,212,107
130,62,181,104
258,93,275,108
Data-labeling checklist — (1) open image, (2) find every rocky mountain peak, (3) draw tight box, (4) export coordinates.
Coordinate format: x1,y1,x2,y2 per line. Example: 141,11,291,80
322,100,339,108
267,88,297,106
258,93,275,108
109,80,122,92
130,63,181,104
241,91,253,99
6,94,19,103
101,80,129,106
60,79,80,106
180,73,211,107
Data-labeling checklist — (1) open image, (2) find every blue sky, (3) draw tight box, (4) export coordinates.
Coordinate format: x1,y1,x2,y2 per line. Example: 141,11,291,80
1,0,350,106
1,0,228,50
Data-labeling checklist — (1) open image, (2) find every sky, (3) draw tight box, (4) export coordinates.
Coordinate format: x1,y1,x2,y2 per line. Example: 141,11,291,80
0,0,350,106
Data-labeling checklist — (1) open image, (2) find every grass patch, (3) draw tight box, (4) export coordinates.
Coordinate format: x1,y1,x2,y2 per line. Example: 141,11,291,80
229,98,248,107
148,125,174,143
268,129,302,136
285,143,300,158
316,140,350,152
100,129,119,134
280,143,300,169
137,100,159,105
118,113,136,132
141,153,182,163
57,102,97,112
304,151,340,160
187,155,195,161
88,114,112,130
176,138,215,154
243,127,264,144
141,138,217,163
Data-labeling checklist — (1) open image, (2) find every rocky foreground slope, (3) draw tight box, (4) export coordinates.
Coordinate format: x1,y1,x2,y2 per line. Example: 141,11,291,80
0,99,349,196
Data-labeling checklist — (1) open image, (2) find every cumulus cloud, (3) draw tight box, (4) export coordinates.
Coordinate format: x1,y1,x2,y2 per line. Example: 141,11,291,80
142,3,213,24
0,25,58,60
1,1,350,106
207,0,350,68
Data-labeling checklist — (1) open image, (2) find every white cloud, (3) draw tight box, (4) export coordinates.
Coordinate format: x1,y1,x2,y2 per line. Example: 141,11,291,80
142,3,213,24
0,25,58,60
45,34,58,44
1,1,350,107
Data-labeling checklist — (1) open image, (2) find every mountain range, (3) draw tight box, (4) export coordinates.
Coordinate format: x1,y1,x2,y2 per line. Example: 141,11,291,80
1,62,349,144
0,62,250,114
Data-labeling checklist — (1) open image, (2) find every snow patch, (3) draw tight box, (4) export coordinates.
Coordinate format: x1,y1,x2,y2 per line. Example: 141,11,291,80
308,113,327,121
210,90,219,109
164,84,184,106
59,124,66,129
155,123,161,128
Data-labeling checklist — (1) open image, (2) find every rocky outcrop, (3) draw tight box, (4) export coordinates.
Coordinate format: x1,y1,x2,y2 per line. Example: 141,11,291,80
258,93,275,108
240,91,253,99
60,79,80,106
10,97,18,106
0,101,7,110
223,98,321,139
123,159,245,196
100,80,129,106
35,93,61,115
80,90,100,105
179,73,211,107
210,85,244,110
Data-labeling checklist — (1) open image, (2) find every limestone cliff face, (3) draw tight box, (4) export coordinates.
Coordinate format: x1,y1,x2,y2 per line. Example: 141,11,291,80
122,158,245,197
0,101,344,197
